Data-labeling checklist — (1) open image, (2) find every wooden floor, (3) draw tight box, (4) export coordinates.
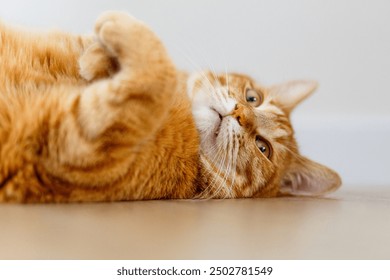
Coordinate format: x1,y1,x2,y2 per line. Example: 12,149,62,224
1,186,389,259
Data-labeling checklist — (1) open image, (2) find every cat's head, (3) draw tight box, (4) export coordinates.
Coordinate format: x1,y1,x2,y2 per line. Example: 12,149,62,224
187,71,341,198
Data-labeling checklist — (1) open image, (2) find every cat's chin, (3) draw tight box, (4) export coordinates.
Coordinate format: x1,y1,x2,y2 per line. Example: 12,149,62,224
195,107,222,151
211,108,223,137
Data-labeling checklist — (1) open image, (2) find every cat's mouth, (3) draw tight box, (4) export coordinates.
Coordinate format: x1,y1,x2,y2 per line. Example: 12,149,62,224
212,108,223,136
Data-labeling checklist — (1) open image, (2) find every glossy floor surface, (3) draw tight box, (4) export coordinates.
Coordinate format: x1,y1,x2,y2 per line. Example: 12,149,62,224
1,187,389,259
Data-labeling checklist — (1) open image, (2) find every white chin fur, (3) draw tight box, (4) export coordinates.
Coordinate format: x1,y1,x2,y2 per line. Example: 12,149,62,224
187,73,237,153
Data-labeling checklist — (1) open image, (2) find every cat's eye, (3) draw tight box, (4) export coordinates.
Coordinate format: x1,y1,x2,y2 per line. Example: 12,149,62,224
255,136,272,159
245,89,263,107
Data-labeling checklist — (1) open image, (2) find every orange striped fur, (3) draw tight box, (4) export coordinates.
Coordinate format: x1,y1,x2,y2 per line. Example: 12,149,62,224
0,12,341,202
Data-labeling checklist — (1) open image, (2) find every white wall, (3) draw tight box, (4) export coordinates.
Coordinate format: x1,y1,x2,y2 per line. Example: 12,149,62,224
1,0,389,187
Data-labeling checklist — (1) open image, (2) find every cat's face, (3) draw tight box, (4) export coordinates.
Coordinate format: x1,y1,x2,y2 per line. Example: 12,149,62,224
188,71,341,198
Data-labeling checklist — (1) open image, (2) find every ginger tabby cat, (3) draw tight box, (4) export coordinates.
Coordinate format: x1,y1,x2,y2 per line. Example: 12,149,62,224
0,12,341,202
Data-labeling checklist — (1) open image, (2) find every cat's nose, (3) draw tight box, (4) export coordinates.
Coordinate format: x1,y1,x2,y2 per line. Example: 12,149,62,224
232,103,253,127
232,105,243,126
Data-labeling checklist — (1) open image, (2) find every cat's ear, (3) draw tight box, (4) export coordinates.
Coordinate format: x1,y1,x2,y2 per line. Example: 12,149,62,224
279,155,341,196
269,80,318,114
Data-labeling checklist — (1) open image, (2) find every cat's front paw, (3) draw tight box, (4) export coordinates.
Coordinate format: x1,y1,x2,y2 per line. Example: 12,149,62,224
79,42,118,81
94,11,165,69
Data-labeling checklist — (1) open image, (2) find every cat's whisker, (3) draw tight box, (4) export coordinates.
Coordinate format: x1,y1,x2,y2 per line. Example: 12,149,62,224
198,75,218,100
175,43,222,102
173,44,209,78
228,129,240,198
205,61,219,85
175,49,202,72
226,133,239,198
173,46,219,100
213,127,236,199
224,130,236,198
224,58,230,92
195,136,227,199
224,71,230,101
216,51,230,103
200,127,231,199
198,61,224,104
203,77,224,104
210,140,229,199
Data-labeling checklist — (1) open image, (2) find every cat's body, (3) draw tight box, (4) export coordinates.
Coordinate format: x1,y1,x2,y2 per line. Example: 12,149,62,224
0,12,341,203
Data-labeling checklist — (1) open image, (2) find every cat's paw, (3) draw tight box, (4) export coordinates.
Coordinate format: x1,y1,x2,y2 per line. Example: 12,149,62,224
94,11,163,68
79,42,118,81
94,12,143,57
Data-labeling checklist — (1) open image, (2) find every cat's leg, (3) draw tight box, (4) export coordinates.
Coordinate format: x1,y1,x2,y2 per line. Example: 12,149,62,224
38,12,178,196
78,41,119,81
1,13,179,202
77,11,177,141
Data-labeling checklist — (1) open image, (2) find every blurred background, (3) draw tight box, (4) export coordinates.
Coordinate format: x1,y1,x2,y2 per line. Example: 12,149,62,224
1,0,389,188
